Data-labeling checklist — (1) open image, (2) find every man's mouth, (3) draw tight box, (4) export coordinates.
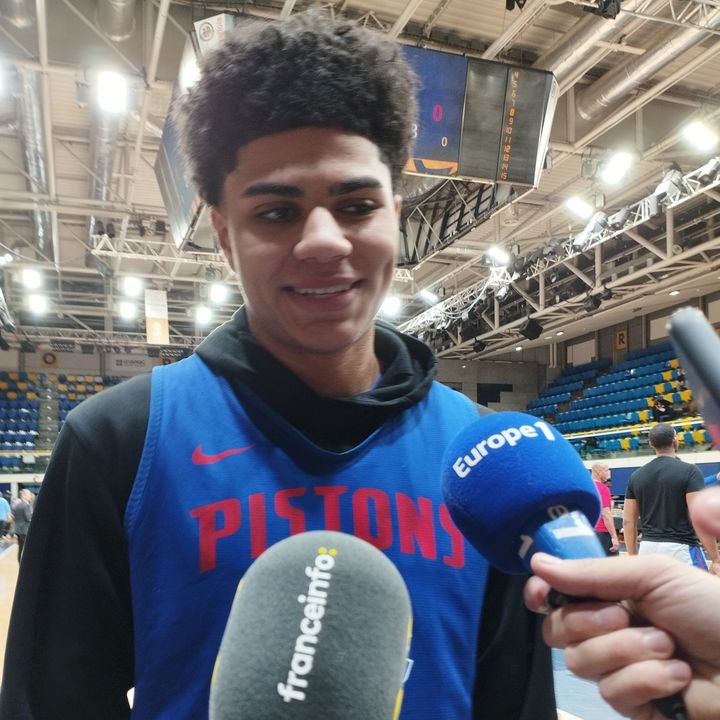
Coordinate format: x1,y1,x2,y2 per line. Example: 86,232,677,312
290,281,361,297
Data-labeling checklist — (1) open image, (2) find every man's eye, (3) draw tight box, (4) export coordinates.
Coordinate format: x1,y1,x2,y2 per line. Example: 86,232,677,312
256,206,297,222
339,201,377,216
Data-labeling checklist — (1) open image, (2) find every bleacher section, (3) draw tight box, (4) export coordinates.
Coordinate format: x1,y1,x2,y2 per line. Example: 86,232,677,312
0,372,124,473
526,342,711,457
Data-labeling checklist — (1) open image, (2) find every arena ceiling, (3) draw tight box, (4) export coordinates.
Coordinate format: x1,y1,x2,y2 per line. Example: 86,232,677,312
0,0,719,360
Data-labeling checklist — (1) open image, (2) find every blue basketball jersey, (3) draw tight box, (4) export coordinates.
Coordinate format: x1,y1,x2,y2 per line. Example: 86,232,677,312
126,354,489,719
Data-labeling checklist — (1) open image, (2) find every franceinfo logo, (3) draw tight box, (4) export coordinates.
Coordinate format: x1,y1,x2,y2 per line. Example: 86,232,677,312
277,546,337,703
452,420,556,479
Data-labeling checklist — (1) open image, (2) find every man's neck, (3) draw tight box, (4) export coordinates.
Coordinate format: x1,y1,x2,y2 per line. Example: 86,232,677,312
279,348,381,397
655,448,676,457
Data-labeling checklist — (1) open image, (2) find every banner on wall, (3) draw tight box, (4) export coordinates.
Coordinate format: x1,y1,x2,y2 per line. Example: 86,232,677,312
145,289,170,345
106,353,156,373
615,327,628,351
41,351,58,368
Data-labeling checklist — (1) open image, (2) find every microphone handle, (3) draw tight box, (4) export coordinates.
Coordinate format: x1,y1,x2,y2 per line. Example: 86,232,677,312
547,590,688,720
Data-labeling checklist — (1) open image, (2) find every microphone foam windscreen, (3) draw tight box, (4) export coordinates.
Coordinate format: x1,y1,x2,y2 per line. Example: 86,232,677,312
209,531,412,720
441,411,600,574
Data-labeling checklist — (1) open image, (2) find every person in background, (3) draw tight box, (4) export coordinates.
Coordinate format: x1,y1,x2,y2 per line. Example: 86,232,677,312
591,461,619,555
651,395,675,422
0,493,10,540
623,423,719,573
11,489,33,563
0,12,554,720
525,484,720,720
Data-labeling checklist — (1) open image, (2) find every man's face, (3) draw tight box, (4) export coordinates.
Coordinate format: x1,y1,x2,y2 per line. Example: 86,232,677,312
212,128,400,361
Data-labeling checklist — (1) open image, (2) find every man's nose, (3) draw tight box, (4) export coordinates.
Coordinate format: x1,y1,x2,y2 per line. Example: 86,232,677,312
294,207,352,262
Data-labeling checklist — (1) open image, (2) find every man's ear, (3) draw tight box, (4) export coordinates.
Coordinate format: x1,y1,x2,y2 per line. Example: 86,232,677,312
211,207,234,271
393,194,402,219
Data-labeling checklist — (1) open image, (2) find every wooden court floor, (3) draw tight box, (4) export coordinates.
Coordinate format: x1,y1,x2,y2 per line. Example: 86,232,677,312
0,542,19,682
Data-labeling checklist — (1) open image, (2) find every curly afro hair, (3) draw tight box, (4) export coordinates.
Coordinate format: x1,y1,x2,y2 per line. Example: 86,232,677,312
174,11,418,207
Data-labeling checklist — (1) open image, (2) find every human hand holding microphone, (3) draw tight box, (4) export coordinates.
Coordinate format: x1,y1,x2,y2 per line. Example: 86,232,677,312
440,410,717,720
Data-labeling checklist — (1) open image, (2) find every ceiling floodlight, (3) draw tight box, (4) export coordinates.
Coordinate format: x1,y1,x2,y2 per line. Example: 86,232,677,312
97,71,128,114
600,151,633,185
683,121,717,151
27,294,47,314
122,276,142,297
209,283,228,304
485,245,510,266
118,301,136,319
495,284,510,301
196,305,212,325
380,295,402,317
418,288,439,305
564,196,594,220
21,268,41,289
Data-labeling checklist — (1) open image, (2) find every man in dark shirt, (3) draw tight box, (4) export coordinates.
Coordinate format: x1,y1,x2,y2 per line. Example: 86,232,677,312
0,10,554,720
624,423,719,572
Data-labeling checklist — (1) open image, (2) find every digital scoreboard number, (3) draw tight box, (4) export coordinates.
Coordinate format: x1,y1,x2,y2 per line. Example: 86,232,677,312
401,46,467,177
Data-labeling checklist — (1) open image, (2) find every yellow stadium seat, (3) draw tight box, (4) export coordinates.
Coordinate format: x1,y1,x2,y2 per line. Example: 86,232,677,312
95,384,103,393
67,392,76,400
693,429,707,444
620,438,630,451
6,391,16,400
17,382,27,391
662,371,672,382
26,392,37,400
28,372,37,381
48,374,57,383
680,389,692,403
639,409,650,422
647,397,654,407
67,374,76,383
8,372,18,381
669,359,680,368
57,383,68,393
76,384,86,393
0,382,7,391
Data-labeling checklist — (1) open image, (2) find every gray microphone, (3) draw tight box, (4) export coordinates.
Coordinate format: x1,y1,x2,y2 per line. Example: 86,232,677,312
209,531,413,720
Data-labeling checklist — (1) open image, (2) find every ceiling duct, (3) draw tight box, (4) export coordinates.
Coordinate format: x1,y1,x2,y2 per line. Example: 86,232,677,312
15,67,52,257
576,5,720,121
96,0,137,42
88,112,121,250
0,0,34,27
533,0,667,87
532,0,663,86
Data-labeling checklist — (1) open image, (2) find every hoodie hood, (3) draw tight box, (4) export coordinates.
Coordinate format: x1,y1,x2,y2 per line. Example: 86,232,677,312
194,309,437,451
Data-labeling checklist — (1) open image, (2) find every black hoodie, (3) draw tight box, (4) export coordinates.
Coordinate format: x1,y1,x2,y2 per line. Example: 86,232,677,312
0,311,555,719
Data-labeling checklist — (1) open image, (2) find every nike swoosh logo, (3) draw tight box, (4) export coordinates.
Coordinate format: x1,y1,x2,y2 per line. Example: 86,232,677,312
192,444,255,465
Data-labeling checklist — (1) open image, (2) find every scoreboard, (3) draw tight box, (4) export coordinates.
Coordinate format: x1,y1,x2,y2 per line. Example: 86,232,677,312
401,47,558,187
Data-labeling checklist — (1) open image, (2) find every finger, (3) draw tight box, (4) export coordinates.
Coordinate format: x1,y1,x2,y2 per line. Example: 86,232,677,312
563,627,675,679
524,575,552,613
529,552,693,604
542,602,631,648
689,487,720,536
595,659,691,717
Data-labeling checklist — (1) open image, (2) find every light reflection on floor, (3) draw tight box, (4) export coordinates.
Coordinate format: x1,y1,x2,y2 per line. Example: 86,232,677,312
554,649,624,720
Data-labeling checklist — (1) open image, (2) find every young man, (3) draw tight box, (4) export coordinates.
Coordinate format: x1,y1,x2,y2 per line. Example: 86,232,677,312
623,423,719,572
0,13,554,720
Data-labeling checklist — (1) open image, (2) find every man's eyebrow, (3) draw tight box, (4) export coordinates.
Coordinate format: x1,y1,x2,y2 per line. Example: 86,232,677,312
241,183,303,198
329,177,383,196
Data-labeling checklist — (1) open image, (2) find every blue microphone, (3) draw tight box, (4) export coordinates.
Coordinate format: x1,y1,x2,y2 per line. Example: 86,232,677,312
441,411,603,574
